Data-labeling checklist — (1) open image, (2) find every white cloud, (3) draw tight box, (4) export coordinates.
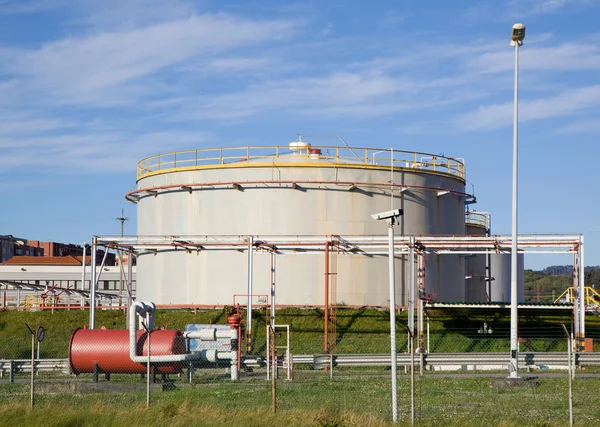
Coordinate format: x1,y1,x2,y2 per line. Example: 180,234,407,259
71,0,198,30
455,85,600,131
506,0,599,17
468,42,600,74
0,129,212,173
2,14,295,106
168,71,413,120
0,0,67,14
557,119,600,133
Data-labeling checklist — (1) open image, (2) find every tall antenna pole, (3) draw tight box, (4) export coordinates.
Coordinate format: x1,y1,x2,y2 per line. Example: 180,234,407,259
116,208,129,308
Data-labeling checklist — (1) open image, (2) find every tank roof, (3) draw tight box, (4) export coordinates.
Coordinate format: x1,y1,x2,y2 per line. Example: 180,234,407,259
136,145,466,183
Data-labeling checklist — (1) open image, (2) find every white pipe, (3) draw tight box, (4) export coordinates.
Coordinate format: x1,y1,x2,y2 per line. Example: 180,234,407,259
388,221,398,424
89,238,97,329
128,302,239,373
247,236,254,348
129,301,200,363
81,242,86,293
95,233,584,245
183,329,238,340
579,236,585,339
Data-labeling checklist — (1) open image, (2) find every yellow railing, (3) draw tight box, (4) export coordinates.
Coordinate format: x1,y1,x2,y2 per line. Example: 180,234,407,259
137,146,466,182
553,286,600,306
465,212,490,230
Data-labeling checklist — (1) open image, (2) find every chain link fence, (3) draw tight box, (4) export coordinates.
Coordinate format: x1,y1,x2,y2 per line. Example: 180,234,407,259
0,310,599,425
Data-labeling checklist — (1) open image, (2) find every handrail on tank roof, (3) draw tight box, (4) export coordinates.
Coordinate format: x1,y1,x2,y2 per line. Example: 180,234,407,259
465,211,490,230
136,146,466,182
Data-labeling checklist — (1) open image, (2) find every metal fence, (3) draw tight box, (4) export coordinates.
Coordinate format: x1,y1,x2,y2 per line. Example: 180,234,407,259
1,327,599,425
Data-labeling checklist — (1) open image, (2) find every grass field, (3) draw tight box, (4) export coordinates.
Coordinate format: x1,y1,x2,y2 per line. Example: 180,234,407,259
0,376,599,426
1,308,599,358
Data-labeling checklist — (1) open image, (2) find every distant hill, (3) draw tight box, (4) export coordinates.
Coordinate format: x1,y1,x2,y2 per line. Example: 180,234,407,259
541,265,573,276
525,265,600,302
540,265,600,276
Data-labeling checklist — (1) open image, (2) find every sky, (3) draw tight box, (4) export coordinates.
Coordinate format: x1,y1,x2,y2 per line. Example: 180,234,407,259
0,0,599,270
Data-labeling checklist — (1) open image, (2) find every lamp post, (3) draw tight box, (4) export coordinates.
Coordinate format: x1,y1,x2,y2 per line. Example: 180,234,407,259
371,208,403,423
509,23,525,379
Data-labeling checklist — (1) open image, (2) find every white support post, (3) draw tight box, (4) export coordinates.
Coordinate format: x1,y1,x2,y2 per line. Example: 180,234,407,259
579,236,585,341
89,237,97,329
388,221,398,424
247,236,254,352
509,39,520,379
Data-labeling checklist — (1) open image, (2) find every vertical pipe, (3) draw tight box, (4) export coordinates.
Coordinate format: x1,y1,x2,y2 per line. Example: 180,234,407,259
237,323,242,375
409,236,415,425
30,332,34,409
16,287,20,311
388,222,398,424
271,326,276,413
270,252,276,330
418,297,424,377
579,236,585,342
266,313,270,381
409,237,415,339
127,251,133,312
81,242,86,294
427,315,430,354
119,216,125,308
324,242,330,353
562,324,573,426
486,216,492,302
573,252,580,350
247,236,254,353
390,148,394,210
509,41,520,379
287,325,291,380
147,330,151,408
89,237,97,330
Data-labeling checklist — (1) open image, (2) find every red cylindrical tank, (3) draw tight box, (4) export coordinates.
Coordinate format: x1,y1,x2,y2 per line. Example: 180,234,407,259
69,329,186,375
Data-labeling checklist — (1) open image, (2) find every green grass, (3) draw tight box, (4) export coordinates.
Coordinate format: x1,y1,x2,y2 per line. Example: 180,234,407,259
0,376,599,426
1,308,599,359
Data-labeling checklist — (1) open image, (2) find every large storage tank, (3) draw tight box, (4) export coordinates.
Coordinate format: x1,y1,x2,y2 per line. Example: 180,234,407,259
130,143,471,306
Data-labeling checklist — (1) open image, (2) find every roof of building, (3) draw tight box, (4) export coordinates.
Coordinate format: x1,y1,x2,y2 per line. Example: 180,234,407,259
0,255,93,266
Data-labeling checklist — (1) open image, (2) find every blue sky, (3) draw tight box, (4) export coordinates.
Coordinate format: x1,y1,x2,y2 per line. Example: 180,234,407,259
1,0,599,270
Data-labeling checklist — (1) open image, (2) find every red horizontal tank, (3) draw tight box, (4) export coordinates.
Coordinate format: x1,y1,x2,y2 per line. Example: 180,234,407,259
69,329,186,375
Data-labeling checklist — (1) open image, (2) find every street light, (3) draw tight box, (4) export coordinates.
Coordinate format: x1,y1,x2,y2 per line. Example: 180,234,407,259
371,208,403,423
509,23,525,379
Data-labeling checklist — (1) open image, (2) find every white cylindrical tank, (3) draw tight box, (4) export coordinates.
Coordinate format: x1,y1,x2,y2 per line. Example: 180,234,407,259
489,254,524,303
465,228,487,302
464,211,490,303
130,144,471,306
